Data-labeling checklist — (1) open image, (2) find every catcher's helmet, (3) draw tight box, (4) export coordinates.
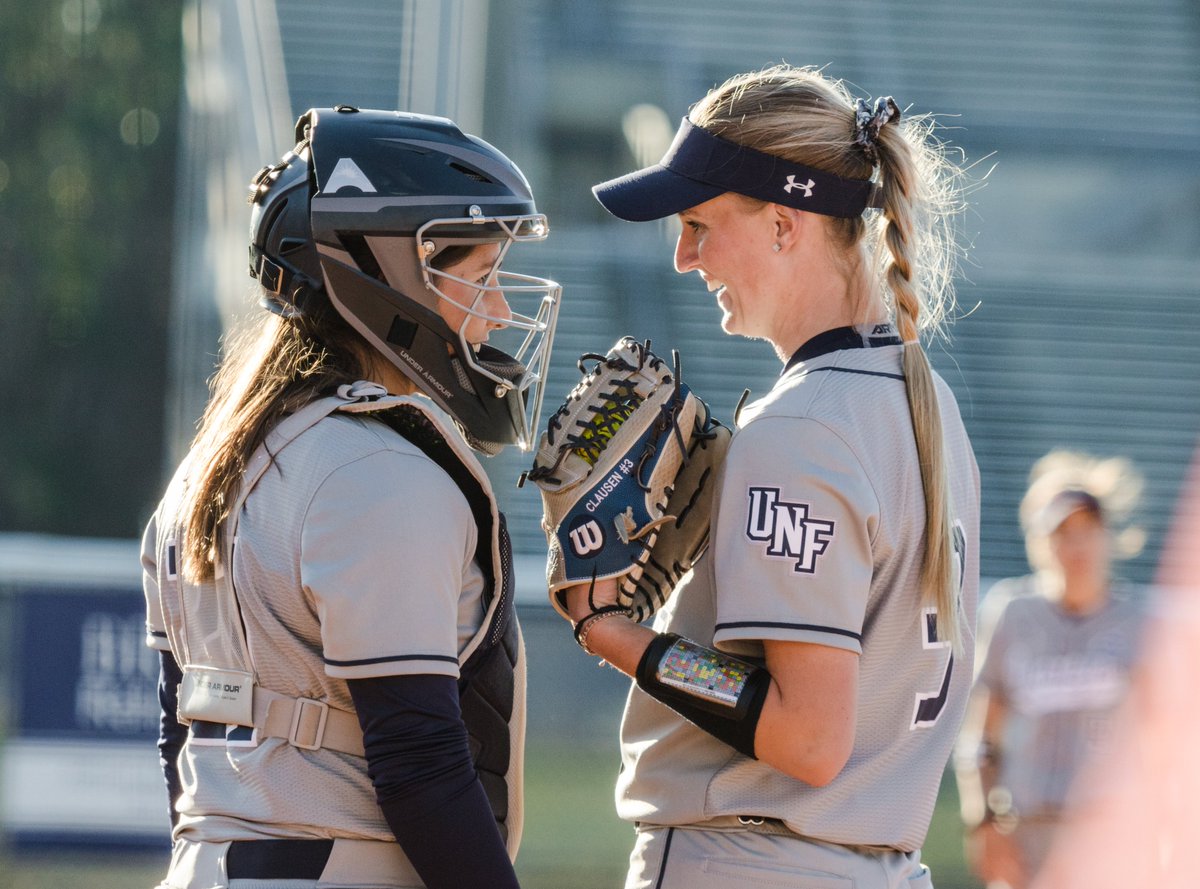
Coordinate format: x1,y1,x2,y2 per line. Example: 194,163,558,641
248,105,560,452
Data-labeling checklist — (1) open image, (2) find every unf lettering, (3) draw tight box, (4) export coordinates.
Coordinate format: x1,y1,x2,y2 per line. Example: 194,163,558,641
746,487,777,537
745,486,836,574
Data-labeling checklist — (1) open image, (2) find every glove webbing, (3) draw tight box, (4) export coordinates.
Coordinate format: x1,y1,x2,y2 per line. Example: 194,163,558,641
521,340,688,491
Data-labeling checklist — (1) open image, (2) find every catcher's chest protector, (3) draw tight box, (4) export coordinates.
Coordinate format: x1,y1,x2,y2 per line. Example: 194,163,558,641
157,385,519,843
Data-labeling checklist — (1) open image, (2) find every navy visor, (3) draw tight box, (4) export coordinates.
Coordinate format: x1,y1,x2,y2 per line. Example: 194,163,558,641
593,118,880,222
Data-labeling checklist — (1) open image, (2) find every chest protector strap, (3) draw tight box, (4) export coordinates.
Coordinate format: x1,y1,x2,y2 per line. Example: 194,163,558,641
167,390,367,728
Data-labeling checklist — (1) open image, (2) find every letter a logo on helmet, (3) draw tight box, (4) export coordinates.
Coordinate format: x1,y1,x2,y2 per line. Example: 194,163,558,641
325,158,377,193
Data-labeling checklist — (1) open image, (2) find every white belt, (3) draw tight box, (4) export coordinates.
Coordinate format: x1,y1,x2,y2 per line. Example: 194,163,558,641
252,688,366,756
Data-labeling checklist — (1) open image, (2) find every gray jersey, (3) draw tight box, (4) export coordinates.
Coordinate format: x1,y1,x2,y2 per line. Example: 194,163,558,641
617,331,980,852
975,576,1145,817
143,401,524,854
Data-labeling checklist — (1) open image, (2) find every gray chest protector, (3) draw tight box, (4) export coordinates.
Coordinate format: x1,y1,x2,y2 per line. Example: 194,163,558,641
158,383,520,844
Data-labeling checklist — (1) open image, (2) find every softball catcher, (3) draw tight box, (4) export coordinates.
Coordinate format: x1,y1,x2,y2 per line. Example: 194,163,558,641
528,65,981,888
143,106,559,889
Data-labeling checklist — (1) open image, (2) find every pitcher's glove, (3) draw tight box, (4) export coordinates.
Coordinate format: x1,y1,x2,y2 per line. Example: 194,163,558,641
625,395,730,621
522,337,728,628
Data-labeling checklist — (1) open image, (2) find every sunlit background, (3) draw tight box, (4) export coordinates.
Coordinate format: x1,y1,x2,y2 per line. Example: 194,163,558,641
0,1,1197,887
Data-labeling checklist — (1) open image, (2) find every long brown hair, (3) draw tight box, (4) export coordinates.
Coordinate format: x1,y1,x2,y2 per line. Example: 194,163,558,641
178,298,370,582
692,65,969,647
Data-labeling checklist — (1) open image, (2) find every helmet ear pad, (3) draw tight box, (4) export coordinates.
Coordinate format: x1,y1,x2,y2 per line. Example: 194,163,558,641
249,146,326,316
319,256,525,450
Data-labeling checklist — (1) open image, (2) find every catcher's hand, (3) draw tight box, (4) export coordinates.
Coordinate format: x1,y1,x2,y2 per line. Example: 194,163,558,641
523,336,727,625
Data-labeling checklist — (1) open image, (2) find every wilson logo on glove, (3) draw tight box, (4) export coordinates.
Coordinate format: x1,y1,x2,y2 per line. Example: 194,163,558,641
567,517,606,556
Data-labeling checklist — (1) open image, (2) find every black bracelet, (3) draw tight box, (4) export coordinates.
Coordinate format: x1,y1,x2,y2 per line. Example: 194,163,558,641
572,606,631,654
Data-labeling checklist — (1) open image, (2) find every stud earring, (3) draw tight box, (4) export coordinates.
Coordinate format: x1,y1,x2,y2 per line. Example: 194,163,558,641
772,243,782,253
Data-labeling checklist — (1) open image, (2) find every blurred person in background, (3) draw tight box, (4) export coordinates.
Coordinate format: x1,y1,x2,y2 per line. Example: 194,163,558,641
1032,442,1200,888
955,450,1148,889
142,106,560,889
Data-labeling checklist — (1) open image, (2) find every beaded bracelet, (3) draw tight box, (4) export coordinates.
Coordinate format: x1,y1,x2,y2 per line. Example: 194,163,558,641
573,607,631,655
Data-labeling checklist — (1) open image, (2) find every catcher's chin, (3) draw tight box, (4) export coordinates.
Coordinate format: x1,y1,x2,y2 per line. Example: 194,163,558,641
560,578,622,623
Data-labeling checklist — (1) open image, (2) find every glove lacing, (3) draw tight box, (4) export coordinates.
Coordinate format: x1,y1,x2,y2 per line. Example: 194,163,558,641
524,340,684,489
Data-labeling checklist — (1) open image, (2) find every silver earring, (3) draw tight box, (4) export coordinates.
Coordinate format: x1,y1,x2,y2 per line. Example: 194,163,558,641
772,243,782,253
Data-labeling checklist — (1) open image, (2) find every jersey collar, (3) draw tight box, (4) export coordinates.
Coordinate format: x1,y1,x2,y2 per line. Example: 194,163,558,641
783,322,902,375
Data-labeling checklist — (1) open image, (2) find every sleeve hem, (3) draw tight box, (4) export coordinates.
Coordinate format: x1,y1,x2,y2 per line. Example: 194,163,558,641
326,658,460,680
714,622,863,656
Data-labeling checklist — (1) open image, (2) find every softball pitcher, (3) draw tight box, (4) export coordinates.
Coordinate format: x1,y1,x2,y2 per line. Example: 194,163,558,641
560,65,981,887
142,107,559,888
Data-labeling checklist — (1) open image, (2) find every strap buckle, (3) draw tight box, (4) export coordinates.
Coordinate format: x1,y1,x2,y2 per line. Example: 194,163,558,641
288,698,330,751
256,255,285,294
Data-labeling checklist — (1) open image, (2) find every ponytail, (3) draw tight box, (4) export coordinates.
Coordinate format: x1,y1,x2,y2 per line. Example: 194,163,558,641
901,330,960,649
179,303,369,583
876,122,963,650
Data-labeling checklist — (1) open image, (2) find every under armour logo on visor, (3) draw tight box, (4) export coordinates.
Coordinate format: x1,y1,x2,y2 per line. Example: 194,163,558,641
783,175,815,198
746,486,835,573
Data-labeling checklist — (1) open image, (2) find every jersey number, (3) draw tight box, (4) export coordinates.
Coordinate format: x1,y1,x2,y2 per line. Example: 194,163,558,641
911,522,966,729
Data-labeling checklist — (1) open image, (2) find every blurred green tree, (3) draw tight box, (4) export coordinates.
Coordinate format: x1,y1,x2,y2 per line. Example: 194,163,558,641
0,0,181,537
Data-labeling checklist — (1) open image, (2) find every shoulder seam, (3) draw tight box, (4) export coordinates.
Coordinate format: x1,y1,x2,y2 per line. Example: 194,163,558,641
732,414,883,547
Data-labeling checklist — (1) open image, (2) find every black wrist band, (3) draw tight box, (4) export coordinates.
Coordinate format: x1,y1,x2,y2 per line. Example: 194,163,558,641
635,633,770,758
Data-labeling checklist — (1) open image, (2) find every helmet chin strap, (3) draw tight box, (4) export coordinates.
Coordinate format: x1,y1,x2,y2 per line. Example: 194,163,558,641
462,429,506,457
472,347,534,451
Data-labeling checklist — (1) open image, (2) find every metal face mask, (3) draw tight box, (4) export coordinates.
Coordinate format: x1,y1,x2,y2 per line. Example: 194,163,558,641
414,213,560,450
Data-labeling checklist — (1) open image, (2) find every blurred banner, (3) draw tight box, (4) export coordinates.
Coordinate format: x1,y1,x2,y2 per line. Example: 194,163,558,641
0,535,166,848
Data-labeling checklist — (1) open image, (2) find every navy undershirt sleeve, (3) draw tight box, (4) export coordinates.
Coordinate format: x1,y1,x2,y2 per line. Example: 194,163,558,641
157,649,186,830
346,673,520,889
